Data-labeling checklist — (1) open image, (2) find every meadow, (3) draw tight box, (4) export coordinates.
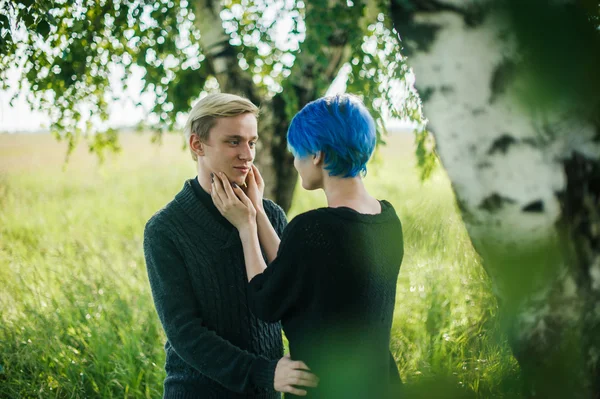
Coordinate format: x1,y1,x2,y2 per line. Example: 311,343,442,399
0,132,520,398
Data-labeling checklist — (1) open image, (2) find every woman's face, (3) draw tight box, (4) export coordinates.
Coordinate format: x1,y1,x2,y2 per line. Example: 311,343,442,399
294,154,322,191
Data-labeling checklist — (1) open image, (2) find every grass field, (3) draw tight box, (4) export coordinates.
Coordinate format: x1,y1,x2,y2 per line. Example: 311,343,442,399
0,132,520,398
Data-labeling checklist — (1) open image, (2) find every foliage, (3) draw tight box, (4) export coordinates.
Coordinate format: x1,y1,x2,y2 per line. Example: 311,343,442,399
0,0,436,176
344,9,432,176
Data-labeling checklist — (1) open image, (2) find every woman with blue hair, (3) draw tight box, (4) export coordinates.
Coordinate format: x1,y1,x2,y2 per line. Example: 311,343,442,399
211,94,404,398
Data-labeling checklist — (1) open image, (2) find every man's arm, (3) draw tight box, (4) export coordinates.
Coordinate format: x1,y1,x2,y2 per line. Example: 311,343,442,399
143,218,277,393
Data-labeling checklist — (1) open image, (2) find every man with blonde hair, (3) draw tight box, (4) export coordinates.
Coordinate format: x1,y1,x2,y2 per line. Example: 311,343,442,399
144,93,318,398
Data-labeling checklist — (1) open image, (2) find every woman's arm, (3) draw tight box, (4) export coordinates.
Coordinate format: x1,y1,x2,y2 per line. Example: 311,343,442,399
238,223,269,281
242,165,282,263
256,209,281,263
211,171,310,318
210,171,271,281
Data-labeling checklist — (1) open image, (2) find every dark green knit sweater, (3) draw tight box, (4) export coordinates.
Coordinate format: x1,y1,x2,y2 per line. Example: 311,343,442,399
143,179,287,399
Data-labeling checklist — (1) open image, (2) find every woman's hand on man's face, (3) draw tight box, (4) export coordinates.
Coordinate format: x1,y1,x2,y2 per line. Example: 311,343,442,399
243,164,265,212
211,171,257,231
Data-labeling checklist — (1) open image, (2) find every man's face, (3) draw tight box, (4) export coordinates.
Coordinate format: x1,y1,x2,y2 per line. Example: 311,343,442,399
200,113,258,186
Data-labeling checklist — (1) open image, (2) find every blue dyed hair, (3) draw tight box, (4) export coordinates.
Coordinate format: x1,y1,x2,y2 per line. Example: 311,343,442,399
287,94,376,178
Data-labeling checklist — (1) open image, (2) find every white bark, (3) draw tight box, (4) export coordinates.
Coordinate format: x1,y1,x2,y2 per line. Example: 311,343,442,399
192,0,247,86
405,8,599,295
397,2,600,395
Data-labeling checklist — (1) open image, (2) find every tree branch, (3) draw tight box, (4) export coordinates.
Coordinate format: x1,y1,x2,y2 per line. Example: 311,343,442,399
191,0,260,104
286,0,380,104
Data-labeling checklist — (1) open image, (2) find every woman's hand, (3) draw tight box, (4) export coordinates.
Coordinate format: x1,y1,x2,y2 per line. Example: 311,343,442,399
274,355,319,396
243,164,265,213
211,172,256,232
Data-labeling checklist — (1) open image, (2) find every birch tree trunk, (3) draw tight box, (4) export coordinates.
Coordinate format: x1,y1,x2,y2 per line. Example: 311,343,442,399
390,1,600,397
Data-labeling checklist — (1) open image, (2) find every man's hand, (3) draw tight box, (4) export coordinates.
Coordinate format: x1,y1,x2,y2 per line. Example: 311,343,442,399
274,355,319,396
243,164,265,213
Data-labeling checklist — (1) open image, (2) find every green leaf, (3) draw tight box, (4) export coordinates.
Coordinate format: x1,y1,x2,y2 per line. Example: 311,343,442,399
22,12,35,27
36,19,51,38
0,14,10,29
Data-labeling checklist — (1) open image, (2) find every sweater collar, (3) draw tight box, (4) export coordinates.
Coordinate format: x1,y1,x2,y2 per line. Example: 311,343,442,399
174,179,240,246
190,176,233,231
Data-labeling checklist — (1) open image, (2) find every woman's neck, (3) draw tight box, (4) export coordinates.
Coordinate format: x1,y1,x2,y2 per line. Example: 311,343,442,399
322,175,380,214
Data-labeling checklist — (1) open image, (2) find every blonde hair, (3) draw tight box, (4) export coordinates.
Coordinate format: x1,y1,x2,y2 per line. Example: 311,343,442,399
183,93,260,161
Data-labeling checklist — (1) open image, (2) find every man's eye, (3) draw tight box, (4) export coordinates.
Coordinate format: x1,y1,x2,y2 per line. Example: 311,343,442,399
229,140,239,145
249,141,257,148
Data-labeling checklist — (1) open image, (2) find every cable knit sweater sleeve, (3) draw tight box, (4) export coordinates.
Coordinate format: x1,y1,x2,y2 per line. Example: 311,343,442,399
143,216,278,393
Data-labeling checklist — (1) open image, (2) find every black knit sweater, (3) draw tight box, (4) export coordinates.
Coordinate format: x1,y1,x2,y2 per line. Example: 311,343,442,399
247,201,404,399
143,179,287,399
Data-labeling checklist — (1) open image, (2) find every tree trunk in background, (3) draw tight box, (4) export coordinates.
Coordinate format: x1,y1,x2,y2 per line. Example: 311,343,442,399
390,1,600,397
255,95,298,213
193,0,377,212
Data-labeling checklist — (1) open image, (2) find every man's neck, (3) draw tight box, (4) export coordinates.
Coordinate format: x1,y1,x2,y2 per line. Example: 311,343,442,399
197,168,212,193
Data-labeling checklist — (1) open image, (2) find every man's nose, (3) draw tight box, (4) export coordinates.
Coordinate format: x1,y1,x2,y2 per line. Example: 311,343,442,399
238,143,254,161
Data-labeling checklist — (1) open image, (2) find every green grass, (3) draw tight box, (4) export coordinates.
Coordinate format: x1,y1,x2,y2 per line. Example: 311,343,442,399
0,133,520,398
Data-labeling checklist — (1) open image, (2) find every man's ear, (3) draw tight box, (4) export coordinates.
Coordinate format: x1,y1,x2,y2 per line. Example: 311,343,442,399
313,151,324,166
190,134,204,157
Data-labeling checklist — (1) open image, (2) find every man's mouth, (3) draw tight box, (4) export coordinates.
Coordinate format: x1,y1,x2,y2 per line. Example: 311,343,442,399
234,166,250,173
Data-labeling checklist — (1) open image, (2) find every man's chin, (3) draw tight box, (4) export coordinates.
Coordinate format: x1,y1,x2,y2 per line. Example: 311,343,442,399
229,171,249,184
229,175,247,186
217,171,242,184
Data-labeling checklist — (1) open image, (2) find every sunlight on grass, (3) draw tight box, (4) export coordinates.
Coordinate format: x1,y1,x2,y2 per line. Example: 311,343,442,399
0,133,519,398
